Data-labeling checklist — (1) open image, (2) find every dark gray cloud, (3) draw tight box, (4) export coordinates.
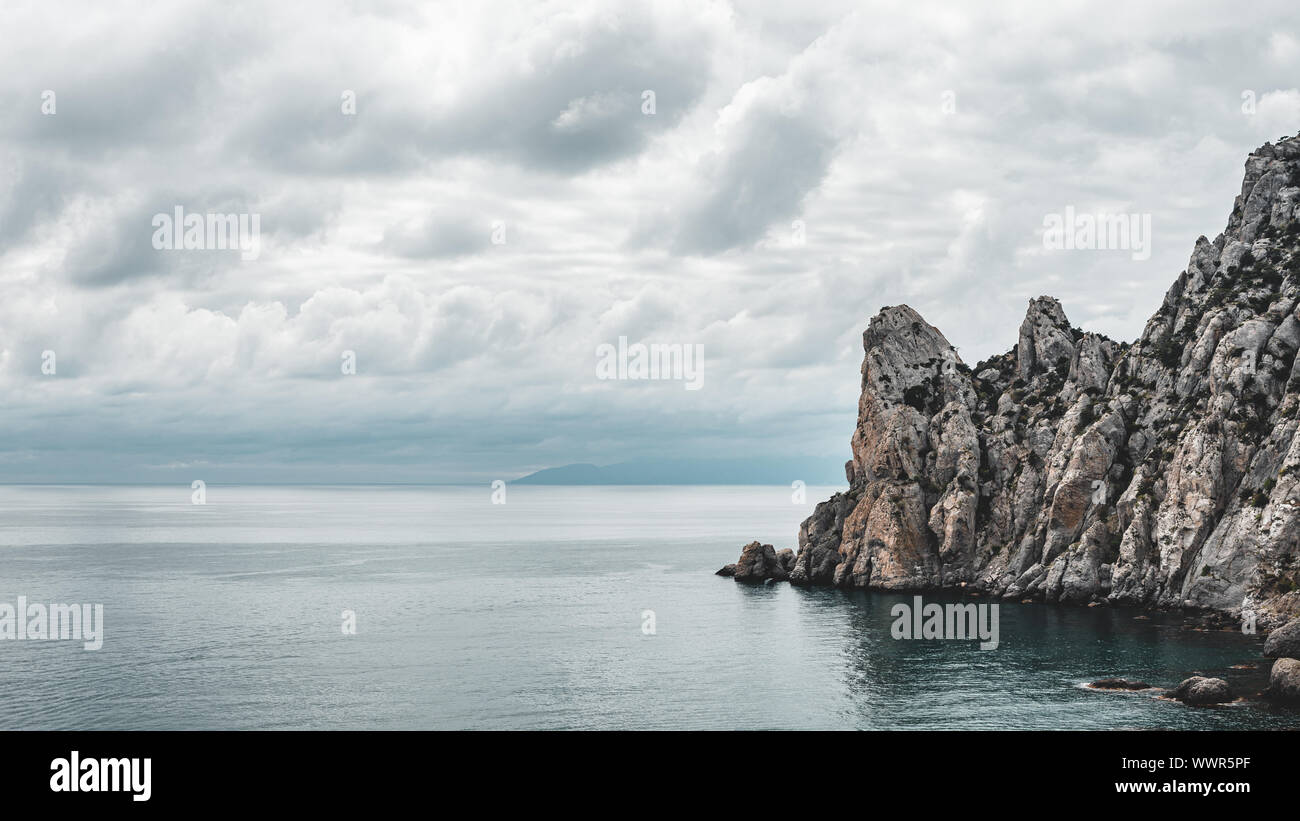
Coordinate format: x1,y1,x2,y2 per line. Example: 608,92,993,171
658,106,840,254
429,19,713,174
0,158,71,243
213,4,718,176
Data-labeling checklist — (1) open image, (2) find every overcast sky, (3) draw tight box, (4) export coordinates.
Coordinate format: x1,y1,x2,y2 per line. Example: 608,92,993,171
2,0,1299,484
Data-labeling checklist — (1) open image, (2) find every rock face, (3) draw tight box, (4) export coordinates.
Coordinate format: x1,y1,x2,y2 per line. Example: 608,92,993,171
1264,657,1300,702
1170,676,1235,705
725,135,1300,627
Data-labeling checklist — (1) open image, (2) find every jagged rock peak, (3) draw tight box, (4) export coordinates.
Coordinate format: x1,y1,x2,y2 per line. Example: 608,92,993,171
1018,296,1078,380
867,304,946,335
864,305,957,362
857,304,963,406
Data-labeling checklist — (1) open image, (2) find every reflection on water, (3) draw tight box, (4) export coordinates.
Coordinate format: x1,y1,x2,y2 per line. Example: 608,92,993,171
777,585,1292,730
0,485,1294,730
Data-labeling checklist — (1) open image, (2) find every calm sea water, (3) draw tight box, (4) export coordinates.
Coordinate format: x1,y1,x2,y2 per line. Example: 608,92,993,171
0,484,1293,730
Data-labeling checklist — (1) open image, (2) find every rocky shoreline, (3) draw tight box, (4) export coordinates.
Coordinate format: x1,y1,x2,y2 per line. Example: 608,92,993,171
1083,620,1300,706
719,552,1300,705
720,135,1300,706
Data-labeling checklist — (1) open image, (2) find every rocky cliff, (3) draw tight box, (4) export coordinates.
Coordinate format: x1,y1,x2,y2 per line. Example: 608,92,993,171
726,135,1300,628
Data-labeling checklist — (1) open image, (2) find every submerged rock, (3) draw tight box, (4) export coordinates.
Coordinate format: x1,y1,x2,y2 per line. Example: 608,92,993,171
1170,676,1235,706
1088,678,1153,691
1264,657,1300,702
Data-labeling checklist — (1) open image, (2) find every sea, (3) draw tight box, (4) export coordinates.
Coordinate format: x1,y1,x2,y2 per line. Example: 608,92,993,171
0,484,1294,730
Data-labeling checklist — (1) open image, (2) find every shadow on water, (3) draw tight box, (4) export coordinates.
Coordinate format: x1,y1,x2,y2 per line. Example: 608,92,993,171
736,582,1298,730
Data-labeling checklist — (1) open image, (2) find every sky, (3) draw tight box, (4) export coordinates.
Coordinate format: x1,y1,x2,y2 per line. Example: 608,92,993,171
1,0,1299,484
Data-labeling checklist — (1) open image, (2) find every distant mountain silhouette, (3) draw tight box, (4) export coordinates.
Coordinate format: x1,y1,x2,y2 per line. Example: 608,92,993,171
513,458,845,485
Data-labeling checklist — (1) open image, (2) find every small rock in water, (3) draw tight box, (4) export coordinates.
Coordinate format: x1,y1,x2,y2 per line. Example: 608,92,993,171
724,541,791,582
1170,676,1234,706
1088,678,1152,691
1264,658,1300,703
1263,617,1300,659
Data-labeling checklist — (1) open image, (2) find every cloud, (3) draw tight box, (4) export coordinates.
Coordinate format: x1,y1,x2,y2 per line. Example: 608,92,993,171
422,1,726,173
380,211,493,259
1250,89,1300,137
0,157,73,244
2,0,1300,481
205,0,727,176
633,21,857,255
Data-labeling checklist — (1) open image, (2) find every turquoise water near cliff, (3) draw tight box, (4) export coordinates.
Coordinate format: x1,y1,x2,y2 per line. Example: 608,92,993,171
0,484,1294,730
